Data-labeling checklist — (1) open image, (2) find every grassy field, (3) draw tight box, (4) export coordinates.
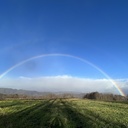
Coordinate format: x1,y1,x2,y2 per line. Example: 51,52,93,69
0,99,128,128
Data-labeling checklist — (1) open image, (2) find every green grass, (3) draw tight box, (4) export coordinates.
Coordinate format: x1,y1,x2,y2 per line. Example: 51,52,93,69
0,99,128,128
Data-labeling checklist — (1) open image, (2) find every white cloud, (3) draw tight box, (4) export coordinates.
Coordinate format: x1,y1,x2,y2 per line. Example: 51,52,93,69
0,76,128,95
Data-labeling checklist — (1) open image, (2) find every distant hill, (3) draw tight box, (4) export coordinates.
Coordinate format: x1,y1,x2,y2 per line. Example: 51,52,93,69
0,88,84,98
0,88,50,96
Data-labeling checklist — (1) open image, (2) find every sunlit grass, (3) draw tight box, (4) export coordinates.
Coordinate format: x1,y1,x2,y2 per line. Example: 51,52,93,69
0,99,128,128
67,99,128,126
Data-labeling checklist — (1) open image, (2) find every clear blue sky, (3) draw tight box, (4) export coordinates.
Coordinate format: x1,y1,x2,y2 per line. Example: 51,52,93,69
0,0,128,79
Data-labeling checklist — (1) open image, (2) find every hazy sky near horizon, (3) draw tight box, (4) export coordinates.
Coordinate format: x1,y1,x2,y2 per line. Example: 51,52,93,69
0,0,128,94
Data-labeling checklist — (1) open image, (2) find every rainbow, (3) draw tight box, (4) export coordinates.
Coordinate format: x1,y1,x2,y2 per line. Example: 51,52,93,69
0,53,126,96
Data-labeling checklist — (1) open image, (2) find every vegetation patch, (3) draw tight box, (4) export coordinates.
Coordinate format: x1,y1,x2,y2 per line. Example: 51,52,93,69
0,99,128,128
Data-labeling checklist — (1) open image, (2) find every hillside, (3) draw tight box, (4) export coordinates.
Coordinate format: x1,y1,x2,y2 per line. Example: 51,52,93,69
0,88,49,96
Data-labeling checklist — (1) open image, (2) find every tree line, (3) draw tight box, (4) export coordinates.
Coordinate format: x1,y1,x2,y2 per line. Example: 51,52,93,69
1,92,128,101
0,93,75,100
83,92,128,101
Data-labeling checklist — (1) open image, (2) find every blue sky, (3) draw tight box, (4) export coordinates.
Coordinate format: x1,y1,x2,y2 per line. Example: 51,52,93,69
0,0,128,94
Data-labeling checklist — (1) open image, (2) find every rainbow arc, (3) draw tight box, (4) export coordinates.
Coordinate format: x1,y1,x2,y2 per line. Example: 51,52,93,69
0,53,125,96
